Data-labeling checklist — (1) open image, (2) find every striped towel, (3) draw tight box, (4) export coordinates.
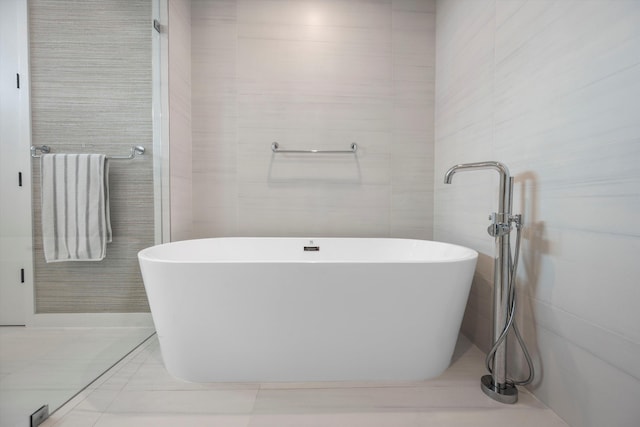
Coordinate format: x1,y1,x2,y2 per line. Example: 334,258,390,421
41,154,112,262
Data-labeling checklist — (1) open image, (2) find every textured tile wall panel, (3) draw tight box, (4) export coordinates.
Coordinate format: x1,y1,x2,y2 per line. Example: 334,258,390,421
191,0,238,237
30,0,153,313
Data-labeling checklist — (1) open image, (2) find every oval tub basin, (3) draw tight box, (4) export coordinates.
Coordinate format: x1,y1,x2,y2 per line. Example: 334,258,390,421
138,237,478,383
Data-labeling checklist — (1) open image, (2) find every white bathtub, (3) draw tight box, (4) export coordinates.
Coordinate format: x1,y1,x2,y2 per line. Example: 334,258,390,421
138,237,478,383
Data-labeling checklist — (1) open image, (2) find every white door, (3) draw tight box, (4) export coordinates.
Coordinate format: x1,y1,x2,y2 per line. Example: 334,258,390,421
0,0,32,325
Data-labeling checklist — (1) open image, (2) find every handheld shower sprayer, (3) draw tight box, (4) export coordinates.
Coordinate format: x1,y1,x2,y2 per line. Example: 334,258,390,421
444,161,534,404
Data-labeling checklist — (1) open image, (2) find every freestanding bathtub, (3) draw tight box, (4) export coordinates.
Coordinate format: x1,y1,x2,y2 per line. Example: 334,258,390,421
138,237,478,383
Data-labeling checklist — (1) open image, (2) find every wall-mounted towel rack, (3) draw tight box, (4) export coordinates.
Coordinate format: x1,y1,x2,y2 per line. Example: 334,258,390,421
271,142,358,154
31,145,145,160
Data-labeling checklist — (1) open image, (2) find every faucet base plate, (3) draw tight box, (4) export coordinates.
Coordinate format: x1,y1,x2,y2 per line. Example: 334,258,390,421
481,374,518,404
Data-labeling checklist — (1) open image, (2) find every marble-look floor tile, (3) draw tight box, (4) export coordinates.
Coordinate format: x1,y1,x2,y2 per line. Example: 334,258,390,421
123,360,261,391
252,385,547,414
0,359,122,390
248,412,423,427
105,389,259,414
93,414,251,427
416,407,570,427
72,389,123,413
41,334,568,427
47,410,102,427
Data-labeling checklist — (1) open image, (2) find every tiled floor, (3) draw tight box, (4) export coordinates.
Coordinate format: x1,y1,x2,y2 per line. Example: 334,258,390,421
42,334,569,427
0,327,155,427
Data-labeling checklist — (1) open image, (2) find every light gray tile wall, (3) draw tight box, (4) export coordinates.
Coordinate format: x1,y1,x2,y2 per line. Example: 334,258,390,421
392,0,436,238
192,0,238,236
434,1,640,425
191,0,435,238
30,0,153,313
169,0,193,241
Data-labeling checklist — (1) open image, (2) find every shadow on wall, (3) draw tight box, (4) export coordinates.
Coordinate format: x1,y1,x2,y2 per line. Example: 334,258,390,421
513,171,587,425
511,171,545,389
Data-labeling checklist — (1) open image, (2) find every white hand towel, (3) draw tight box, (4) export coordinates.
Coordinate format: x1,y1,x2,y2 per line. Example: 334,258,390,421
41,153,112,262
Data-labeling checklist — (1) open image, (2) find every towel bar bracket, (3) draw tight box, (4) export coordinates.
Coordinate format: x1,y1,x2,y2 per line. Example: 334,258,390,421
31,145,50,157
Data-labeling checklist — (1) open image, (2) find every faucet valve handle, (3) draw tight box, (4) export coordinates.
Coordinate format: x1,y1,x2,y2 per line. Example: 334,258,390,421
487,222,511,237
487,212,512,237
487,212,523,237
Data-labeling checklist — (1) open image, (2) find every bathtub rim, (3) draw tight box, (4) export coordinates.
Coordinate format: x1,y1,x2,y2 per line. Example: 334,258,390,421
138,237,479,264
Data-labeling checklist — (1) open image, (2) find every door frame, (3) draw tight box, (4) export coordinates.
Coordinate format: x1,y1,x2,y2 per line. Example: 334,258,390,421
0,0,34,325
17,0,35,325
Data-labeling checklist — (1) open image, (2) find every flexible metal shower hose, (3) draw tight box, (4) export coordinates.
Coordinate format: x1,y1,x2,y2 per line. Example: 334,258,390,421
485,225,535,386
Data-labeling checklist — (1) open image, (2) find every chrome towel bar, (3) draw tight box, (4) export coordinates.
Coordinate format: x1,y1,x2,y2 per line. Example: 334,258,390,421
31,145,145,160
271,142,357,154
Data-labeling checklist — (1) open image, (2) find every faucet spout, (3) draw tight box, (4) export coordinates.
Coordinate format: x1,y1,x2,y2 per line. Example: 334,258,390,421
443,161,512,214
444,161,510,184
